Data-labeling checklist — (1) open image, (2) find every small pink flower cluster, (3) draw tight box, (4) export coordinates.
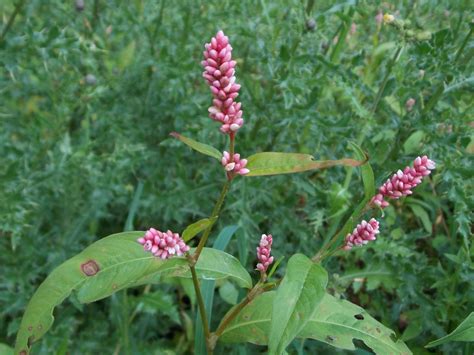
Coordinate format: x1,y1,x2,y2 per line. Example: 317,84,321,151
343,218,380,250
371,156,436,208
202,31,244,134
221,151,249,175
256,234,274,273
137,228,190,259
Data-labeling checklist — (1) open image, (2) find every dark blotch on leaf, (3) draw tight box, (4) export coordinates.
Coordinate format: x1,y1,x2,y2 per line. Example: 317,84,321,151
81,260,100,276
354,313,364,320
326,335,335,342
376,327,381,333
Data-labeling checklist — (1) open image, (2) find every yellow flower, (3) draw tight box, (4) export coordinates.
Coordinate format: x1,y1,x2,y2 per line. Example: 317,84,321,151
383,13,395,24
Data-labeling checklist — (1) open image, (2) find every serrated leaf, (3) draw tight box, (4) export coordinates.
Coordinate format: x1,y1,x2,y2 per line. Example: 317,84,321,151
15,232,250,354
426,312,474,348
244,152,366,176
182,217,217,242
170,132,221,160
220,293,411,355
268,254,328,354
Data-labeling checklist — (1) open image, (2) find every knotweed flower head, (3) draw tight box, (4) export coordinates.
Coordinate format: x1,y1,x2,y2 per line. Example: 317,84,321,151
256,234,274,273
406,98,416,112
371,156,436,208
202,31,244,134
137,228,190,259
221,151,249,175
375,11,384,25
343,218,380,250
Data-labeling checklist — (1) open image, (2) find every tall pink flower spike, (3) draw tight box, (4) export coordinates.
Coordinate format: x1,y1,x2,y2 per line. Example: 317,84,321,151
343,218,380,250
256,234,274,273
371,155,436,208
137,228,190,260
221,151,249,175
202,31,244,134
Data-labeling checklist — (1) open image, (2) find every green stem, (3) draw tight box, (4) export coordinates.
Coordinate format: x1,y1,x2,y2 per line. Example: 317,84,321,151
454,25,472,63
212,282,275,346
190,265,212,355
0,0,26,43
193,180,231,261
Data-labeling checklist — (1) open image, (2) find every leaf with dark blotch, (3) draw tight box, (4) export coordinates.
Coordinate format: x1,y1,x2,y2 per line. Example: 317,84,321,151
15,232,251,354
244,152,367,176
170,132,222,160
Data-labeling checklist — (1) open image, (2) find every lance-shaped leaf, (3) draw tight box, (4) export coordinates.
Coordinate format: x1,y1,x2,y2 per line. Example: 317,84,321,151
426,312,474,348
170,132,221,160
244,152,367,176
268,254,328,354
220,292,411,355
15,232,251,354
182,217,218,242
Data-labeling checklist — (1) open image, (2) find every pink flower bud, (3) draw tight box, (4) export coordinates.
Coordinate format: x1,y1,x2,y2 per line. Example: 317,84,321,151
371,156,436,209
256,234,274,273
137,228,190,259
221,151,250,176
343,219,380,250
202,31,245,134
406,98,416,111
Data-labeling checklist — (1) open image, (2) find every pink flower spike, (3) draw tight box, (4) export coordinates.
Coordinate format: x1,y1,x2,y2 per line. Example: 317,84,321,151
221,151,250,176
370,156,435,209
343,218,380,250
202,31,244,134
256,234,274,273
137,228,190,259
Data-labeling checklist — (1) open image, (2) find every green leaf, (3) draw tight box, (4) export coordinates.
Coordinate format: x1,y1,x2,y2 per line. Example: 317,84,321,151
408,204,432,233
219,281,239,305
195,225,240,355
0,343,13,355
299,294,411,354
268,254,328,354
15,232,250,354
170,132,221,160
118,41,136,70
426,312,474,348
349,142,374,200
220,293,411,355
403,131,425,154
182,217,217,242
244,152,366,176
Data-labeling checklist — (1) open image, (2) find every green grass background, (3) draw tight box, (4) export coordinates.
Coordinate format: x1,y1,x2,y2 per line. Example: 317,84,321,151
0,0,472,354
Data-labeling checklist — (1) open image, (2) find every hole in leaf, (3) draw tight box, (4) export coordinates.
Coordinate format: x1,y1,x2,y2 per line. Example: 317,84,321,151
20,351,27,355
354,313,364,320
27,335,35,346
81,260,100,276
27,326,33,331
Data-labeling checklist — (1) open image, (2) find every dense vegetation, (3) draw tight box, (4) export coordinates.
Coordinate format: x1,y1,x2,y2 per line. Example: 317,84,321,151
1,0,472,354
